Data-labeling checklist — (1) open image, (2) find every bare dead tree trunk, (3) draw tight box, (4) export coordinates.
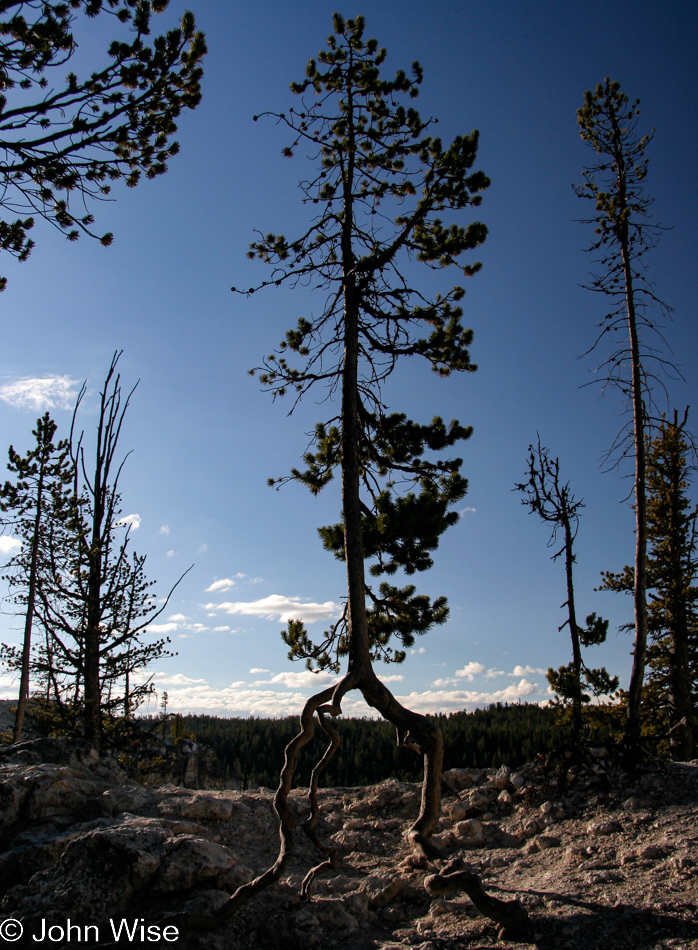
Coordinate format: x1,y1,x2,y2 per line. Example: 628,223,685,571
562,509,584,746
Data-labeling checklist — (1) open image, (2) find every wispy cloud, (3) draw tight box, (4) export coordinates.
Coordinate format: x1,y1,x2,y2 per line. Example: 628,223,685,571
145,614,211,637
459,506,477,515
139,671,208,686
206,577,240,593
159,525,170,535
204,594,341,624
0,375,81,411
205,573,261,593
116,513,141,531
249,667,269,674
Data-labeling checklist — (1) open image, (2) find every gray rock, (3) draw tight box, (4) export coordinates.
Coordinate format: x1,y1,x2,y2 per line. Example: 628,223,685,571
454,818,485,846
1,817,171,922
151,835,239,893
101,783,155,816
361,871,404,908
494,765,511,790
429,898,450,917
443,768,483,790
587,819,623,837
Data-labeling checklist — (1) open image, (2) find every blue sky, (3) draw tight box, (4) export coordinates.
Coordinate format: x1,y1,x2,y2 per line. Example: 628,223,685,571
0,0,696,719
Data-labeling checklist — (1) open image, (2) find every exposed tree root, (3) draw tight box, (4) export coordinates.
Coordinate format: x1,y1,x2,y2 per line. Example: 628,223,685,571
299,706,341,900
156,670,529,940
425,858,530,940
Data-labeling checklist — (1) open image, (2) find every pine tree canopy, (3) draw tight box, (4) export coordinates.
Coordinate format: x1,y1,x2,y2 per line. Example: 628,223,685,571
243,14,489,672
0,0,206,289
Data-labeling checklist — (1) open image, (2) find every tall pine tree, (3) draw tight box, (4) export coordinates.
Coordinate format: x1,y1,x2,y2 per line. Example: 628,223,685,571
221,15,529,939
601,412,697,759
576,80,673,761
0,413,73,741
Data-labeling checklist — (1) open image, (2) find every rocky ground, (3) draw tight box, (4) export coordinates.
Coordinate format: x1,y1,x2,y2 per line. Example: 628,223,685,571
0,734,697,949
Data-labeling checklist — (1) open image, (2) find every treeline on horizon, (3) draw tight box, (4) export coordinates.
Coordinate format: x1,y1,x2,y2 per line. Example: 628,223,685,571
181,703,591,788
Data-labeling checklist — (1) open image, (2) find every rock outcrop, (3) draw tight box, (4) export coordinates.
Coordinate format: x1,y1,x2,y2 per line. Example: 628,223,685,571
1,737,697,949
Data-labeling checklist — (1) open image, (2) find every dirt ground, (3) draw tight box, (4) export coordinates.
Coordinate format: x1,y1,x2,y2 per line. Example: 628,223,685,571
181,754,698,950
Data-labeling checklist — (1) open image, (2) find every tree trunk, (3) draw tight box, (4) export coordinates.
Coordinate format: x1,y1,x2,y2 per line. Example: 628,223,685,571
666,432,693,760
607,107,648,762
84,463,105,749
622,239,648,761
563,512,583,745
13,464,46,742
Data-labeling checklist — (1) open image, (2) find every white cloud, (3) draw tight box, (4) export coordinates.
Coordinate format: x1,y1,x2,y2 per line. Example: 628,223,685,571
378,678,541,716
0,375,81,411
455,661,486,681
214,625,230,632
459,506,477,515
204,594,341,624
0,669,18,698
431,677,456,688
159,525,170,535
167,614,188,623
166,550,175,558
263,670,337,689
206,578,238,593
0,536,21,555
509,665,546,677
139,672,207,686
205,572,261,593
198,543,208,554
485,668,506,679
116,513,141,531
130,672,545,720
146,622,178,634
381,674,404,683
249,668,269,674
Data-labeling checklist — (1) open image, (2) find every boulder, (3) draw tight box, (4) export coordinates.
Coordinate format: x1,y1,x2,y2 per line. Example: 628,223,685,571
1,817,171,924
151,835,239,893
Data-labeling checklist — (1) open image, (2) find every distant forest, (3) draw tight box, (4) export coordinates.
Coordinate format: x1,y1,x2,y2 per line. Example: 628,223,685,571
182,703,570,788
